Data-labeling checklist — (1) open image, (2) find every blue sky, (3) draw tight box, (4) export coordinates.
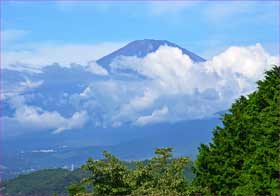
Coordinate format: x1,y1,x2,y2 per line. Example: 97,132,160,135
2,1,279,61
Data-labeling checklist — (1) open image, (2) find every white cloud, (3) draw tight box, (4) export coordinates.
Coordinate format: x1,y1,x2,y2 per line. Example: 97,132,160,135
106,44,277,125
2,78,44,101
52,110,88,134
2,41,127,69
2,43,278,131
80,86,92,98
85,61,108,76
32,149,55,153
204,43,277,80
2,63,43,73
20,78,44,89
112,89,158,125
4,96,88,135
123,90,157,112
135,106,169,126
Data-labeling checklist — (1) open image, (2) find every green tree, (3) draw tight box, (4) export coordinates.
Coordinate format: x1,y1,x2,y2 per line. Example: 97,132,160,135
72,148,190,196
129,147,190,195
81,151,131,195
193,66,280,195
68,183,86,196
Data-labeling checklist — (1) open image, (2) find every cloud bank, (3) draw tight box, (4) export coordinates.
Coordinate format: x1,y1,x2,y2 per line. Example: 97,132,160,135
2,43,278,135
92,43,277,126
4,96,88,136
86,61,109,76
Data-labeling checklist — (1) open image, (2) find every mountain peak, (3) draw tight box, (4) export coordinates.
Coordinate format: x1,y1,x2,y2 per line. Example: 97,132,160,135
97,39,205,70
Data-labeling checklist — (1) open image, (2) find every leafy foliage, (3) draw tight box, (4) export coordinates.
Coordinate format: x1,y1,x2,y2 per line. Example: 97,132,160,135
2,158,193,195
81,151,131,195
128,147,190,195
76,147,191,195
68,183,86,196
193,66,280,195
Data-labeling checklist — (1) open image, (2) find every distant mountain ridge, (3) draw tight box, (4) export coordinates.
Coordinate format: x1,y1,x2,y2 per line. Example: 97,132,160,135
97,39,205,71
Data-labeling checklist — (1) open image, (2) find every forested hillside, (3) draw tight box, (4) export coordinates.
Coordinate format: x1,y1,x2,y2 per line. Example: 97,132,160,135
2,159,194,195
193,66,280,195
1,168,89,195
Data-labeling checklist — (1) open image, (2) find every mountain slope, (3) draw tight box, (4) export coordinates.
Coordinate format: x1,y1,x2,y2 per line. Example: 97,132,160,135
97,39,205,71
1,168,89,195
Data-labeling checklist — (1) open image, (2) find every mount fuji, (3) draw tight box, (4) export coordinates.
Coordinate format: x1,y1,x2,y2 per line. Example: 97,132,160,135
97,39,205,71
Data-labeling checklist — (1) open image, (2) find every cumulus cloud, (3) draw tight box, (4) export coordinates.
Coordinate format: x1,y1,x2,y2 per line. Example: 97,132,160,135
2,78,44,101
2,43,278,133
80,86,92,98
20,78,44,89
204,43,276,79
52,110,88,134
3,96,88,135
105,43,277,125
135,106,169,126
85,61,109,76
112,89,158,126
